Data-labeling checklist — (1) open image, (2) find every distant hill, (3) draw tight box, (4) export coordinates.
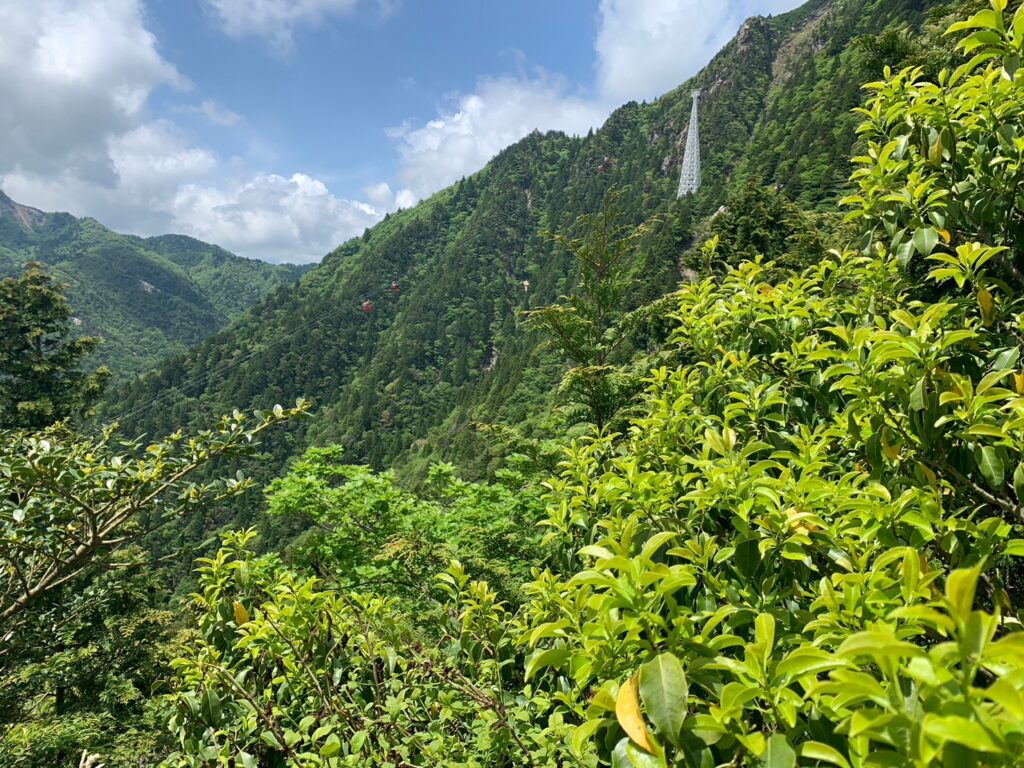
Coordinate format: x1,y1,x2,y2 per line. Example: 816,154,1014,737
114,0,952,486
0,191,308,379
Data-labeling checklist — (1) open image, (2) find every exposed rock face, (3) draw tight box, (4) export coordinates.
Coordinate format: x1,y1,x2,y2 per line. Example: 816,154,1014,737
0,190,50,230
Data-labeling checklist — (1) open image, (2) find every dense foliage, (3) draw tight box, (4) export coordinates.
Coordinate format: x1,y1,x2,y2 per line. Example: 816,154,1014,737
153,4,1024,768
0,264,108,429
110,0,952,493
1,552,174,766
8,1,1024,766
263,448,543,601
0,191,306,380
0,405,306,765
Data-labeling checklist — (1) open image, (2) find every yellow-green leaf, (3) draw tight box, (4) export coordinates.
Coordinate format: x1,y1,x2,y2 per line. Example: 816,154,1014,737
978,288,996,325
572,718,607,755
945,567,980,621
923,715,1002,753
799,742,850,768
525,646,571,681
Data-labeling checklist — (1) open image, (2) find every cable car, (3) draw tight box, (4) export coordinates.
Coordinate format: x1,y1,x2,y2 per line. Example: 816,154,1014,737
361,300,373,313
390,281,400,295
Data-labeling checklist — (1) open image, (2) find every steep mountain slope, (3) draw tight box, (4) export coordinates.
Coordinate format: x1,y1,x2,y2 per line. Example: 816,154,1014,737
112,0,947,490
0,191,307,379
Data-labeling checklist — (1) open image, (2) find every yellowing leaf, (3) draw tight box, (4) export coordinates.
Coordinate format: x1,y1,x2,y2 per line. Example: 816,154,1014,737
615,675,656,754
881,432,901,461
978,288,996,325
1013,371,1024,395
929,132,944,165
937,228,951,244
233,601,250,625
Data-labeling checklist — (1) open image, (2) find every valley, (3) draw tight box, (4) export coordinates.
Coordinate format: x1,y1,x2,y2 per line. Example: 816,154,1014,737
2,1,1022,766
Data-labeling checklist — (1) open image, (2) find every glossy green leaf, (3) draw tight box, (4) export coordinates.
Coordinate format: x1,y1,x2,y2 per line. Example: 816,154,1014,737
760,734,796,768
976,446,1005,489
638,652,688,747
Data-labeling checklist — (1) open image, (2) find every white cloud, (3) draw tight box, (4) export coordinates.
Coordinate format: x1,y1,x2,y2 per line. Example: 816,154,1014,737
597,0,740,103
171,173,382,262
0,0,388,263
5,156,383,264
596,0,803,103
179,99,242,126
201,0,392,52
110,122,218,191
388,73,606,201
394,189,418,209
362,181,395,208
0,0,185,185
1,120,217,235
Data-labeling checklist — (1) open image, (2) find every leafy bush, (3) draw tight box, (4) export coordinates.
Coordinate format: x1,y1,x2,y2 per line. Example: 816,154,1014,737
265,447,544,601
162,535,579,767
162,4,1024,766
0,405,306,766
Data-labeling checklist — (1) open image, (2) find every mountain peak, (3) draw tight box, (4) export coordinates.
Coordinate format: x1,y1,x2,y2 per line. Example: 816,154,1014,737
0,189,50,231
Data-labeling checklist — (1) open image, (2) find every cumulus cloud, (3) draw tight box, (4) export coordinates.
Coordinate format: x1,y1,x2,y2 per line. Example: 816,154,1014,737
201,0,392,52
171,173,382,262
0,0,185,185
2,120,211,233
383,0,803,204
110,122,218,191
388,73,606,201
3,119,380,262
362,181,396,208
360,181,417,212
0,0,388,262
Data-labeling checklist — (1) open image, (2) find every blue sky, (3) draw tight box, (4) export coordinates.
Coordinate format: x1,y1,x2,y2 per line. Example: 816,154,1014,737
0,0,803,262
146,0,600,196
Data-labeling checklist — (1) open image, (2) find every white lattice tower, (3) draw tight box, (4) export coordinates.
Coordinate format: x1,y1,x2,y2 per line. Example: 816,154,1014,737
677,90,702,198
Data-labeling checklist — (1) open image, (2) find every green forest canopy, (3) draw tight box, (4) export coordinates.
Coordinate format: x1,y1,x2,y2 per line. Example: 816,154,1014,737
2,1,1024,766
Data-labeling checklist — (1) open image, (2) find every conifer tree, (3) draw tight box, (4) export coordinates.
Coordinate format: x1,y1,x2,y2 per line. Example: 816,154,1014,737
524,190,658,432
0,263,108,429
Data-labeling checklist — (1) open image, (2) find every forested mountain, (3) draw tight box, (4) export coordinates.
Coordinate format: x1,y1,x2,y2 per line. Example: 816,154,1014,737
6,0,1024,765
113,0,949,487
0,191,307,379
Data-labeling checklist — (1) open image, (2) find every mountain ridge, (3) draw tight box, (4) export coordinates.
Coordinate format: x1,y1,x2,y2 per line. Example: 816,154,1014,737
112,0,949,492
0,191,309,379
